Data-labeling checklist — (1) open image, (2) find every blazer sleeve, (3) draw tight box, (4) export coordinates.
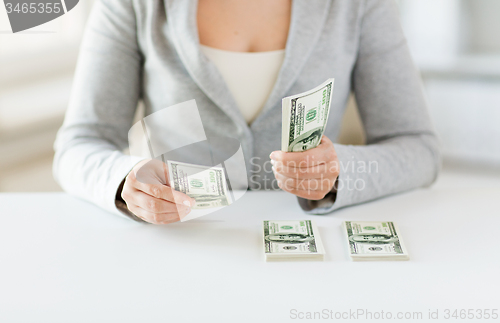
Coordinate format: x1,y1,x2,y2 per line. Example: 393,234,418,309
53,0,145,218
298,0,441,214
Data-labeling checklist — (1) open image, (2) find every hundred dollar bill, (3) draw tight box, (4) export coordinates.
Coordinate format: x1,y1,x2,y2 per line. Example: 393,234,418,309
343,221,409,261
281,79,335,152
263,220,325,261
167,160,232,209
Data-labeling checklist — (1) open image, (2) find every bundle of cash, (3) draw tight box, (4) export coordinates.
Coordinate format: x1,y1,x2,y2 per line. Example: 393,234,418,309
263,220,325,261
167,160,232,209
342,221,409,261
281,78,335,152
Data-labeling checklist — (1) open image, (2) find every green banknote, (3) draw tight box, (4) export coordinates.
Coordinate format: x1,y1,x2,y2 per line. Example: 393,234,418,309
263,220,324,261
281,79,335,152
167,160,232,209
343,221,409,261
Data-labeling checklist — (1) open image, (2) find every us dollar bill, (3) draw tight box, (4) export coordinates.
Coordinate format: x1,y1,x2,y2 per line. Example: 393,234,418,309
281,79,335,152
343,221,409,261
167,160,232,209
263,220,324,260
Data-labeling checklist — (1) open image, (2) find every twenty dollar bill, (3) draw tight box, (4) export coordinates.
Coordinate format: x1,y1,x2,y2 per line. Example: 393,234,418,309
281,79,335,152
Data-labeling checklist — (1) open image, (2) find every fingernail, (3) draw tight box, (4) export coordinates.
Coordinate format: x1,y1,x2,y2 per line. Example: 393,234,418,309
183,200,191,207
272,166,277,173
270,159,275,165
270,152,278,160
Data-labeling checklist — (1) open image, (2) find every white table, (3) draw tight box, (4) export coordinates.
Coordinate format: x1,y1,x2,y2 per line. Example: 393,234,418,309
1,186,499,323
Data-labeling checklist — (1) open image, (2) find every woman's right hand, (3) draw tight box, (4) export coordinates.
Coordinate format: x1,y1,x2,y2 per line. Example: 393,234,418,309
121,159,195,224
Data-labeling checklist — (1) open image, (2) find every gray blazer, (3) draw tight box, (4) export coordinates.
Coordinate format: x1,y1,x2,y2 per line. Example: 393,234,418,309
54,0,440,218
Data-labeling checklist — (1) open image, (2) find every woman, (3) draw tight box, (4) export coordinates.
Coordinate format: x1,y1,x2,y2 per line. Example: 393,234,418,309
54,0,440,224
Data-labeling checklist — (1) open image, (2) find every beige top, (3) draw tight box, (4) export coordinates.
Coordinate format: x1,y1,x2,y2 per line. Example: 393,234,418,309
200,44,285,124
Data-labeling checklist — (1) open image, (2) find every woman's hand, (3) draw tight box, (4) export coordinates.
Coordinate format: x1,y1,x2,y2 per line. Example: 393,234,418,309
121,159,195,224
270,136,339,200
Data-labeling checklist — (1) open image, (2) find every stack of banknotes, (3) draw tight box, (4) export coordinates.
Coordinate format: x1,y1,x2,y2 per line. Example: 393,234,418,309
342,221,410,261
263,220,325,261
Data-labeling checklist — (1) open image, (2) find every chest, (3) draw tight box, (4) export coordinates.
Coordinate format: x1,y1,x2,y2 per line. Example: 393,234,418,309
196,0,292,52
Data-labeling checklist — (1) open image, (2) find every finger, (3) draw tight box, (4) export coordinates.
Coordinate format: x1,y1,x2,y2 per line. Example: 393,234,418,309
272,160,339,179
124,188,191,214
274,172,336,191
127,203,188,224
319,135,334,146
270,136,335,167
277,182,329,201
131,178,195,207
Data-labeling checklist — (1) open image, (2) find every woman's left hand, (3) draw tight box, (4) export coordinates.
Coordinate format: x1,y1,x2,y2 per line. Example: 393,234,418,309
270,136,339,200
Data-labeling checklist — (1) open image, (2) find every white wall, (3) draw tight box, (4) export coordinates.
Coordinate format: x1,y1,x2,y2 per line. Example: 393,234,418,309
398,0,500,166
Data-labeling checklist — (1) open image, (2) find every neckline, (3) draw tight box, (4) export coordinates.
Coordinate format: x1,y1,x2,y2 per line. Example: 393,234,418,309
166,0,332,132
199,44,286,56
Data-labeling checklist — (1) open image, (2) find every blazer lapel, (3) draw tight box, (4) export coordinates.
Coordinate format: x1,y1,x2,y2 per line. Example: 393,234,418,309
164,0,250,134
251,0,332,128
